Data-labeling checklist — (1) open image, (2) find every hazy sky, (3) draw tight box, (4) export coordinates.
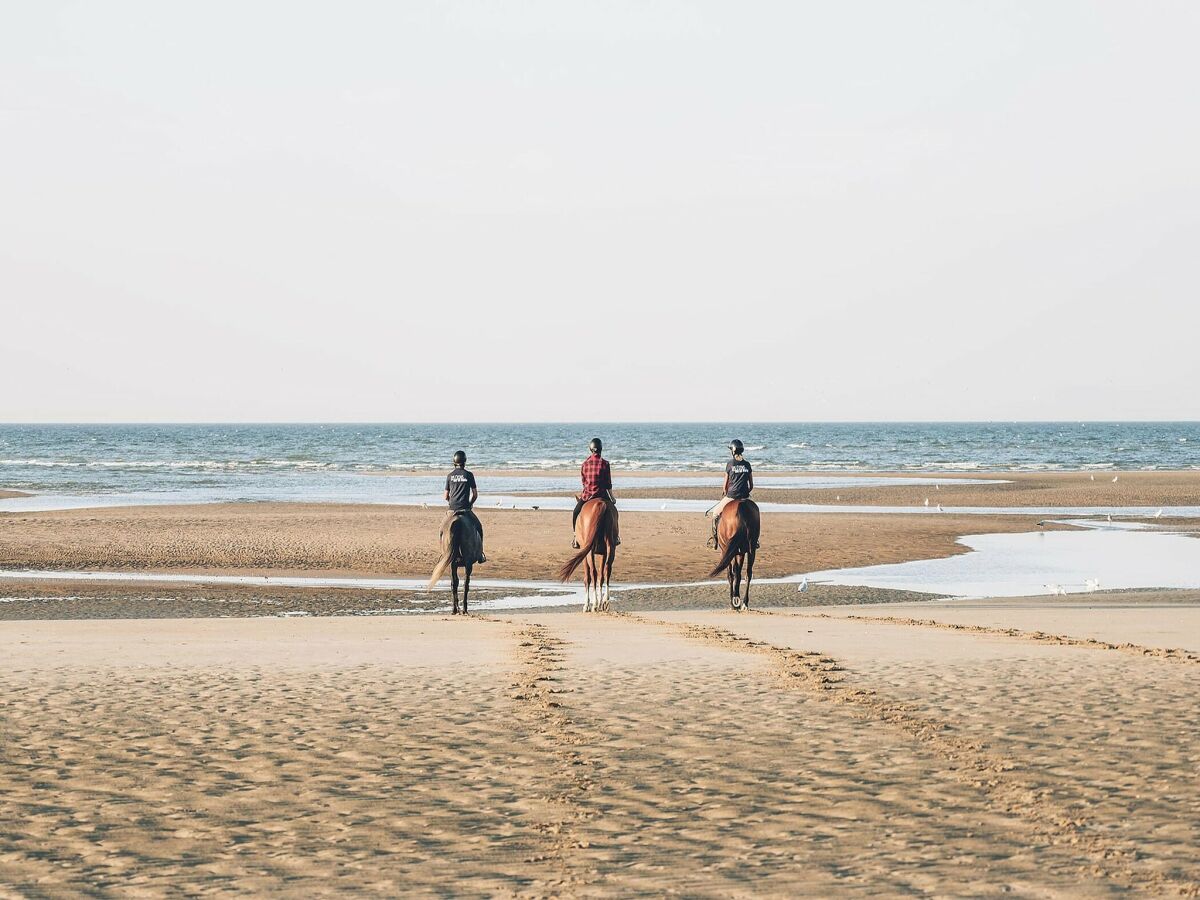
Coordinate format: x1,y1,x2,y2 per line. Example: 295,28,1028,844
2,1,1198,422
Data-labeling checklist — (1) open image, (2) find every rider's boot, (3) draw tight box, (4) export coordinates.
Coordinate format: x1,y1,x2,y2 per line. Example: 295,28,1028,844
707,517,720,550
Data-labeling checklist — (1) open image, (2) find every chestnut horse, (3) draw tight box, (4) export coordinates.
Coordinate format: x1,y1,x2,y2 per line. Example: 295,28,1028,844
557,498,618,612
709,499,760,610
427,512,483,615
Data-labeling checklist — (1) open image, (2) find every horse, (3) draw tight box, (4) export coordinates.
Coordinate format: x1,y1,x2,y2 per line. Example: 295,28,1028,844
427,512,483,615
709,499,760,610
557,498,618,612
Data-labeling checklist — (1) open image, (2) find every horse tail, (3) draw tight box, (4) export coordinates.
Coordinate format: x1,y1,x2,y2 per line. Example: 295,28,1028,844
427,519,459,590
708,509,746,577
558,503,604,582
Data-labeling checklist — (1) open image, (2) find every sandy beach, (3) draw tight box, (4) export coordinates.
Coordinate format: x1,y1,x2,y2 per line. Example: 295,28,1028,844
3,595,1198,894
0,500,1072,583
3,474,1199,893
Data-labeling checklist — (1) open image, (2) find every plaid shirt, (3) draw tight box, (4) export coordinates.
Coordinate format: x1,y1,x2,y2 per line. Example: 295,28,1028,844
580,455,612,501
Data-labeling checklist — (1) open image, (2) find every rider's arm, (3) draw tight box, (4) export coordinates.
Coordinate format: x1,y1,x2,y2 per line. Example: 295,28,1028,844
748,472,754,493
722,472,730,496
469,486,478,507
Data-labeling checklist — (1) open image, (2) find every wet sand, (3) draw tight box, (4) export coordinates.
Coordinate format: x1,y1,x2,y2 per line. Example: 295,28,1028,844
0,578,940,620
3,601,1198,894
0,490,28,499
550,469,1200,508
0,502,1068,583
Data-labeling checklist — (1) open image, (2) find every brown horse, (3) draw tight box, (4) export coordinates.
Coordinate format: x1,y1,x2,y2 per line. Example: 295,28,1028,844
427,512,483,615
557,498,618,612
709,499,760,610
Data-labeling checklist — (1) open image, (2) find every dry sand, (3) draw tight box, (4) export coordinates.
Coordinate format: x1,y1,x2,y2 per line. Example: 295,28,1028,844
4,603,1199,894
0,502,1068,583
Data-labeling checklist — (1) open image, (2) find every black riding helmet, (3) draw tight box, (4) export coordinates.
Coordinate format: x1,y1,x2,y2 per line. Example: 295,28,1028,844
729,439,744,455
589,437,603,455
452,450,467,466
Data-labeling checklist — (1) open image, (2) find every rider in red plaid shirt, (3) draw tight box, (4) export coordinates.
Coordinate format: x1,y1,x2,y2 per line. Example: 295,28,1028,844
572,437,619,548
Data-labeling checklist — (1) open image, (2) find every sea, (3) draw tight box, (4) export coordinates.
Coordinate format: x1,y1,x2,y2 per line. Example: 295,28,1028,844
0,422,1196,507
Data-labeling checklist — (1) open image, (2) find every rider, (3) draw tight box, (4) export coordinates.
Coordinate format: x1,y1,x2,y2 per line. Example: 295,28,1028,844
707,439,755,550
572,437,619,549
444,450,486,563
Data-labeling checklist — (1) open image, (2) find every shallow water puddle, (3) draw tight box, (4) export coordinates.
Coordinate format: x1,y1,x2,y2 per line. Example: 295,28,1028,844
802,525,1200,598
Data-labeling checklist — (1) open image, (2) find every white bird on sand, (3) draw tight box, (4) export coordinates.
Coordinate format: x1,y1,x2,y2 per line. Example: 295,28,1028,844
924,498,929,507
1107,514,1113,522
660,503,667,510
935,484,940,491
421,502,428,509
836,495,841,501
798,577,809,593
937,503,944,512
1112,475,1119,483
1090,474,1095,481
495,500,502,507
1154,508,1164,519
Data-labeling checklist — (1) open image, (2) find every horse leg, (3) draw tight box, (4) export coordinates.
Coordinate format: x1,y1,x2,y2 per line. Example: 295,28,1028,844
743,548,755,609
451,566,460,615
602,543,614,611
582,556,593,612
463,563,471,615
728,558,736,609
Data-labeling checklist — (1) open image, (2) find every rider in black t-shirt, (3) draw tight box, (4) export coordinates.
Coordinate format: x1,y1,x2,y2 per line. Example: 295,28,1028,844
707,439,755,550
444,450,485,562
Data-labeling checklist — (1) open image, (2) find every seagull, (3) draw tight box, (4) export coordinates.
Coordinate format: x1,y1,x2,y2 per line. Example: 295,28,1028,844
924,498,929,507
1090,474,1095,481
421,502,428,510
937,503,943,512
1107,514,1113,522
935,484,940,491
495,500,502,507
835,495,841,501
1112,475,1119,483
798,577,809,593
1154,508,1164,519
660,503,667,510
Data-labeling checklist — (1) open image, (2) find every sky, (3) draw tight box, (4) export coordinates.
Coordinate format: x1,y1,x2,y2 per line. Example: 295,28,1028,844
1,1,1198,422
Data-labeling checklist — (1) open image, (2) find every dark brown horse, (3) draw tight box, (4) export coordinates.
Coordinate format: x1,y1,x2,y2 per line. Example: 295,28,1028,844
427,512,483,614
558,498,618,612
709,499,760,610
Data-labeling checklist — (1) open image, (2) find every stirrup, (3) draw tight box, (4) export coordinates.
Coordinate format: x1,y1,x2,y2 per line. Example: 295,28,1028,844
478,553,487,563
571,539,580,549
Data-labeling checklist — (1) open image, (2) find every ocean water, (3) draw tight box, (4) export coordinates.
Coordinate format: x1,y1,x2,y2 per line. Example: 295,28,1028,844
0,422,1196,504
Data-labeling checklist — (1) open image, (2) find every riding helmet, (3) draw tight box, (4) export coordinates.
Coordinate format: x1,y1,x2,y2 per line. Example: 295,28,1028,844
589,437,603,455
728,439,744,455
452,450,467,466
